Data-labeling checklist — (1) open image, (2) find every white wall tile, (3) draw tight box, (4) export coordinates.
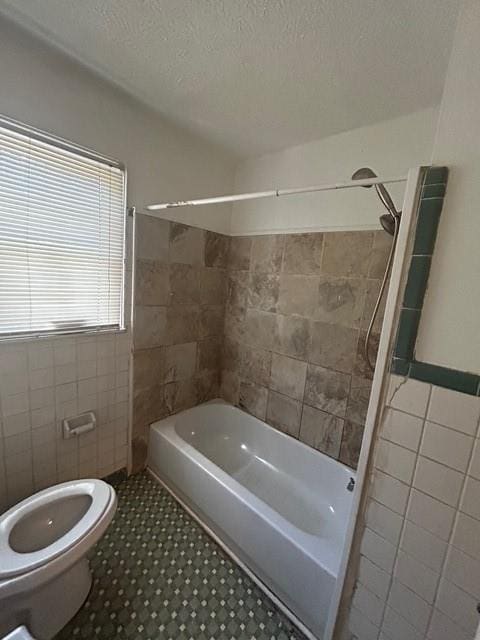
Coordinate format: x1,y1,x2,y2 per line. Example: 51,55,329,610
78,377,97,398
6,469,33,504
468,438,480,479
29,367,54,390
53,342,76,366
451,512,480,560
444,546,480,599
370,470,410,515
77,394,97,413
381,605,424,640
347,380,480,640
77,359,97,380
0,348,28,373
56,399,77,422
460,475,480,521
4,431,31,457
427,386,480,435
31,423,56,447
406,489,455,541
394,550,439,603
436,578,478,637
413,456,464,507
427,608,471,640
366,500,403,546
348,606,379,640
79,443,97,462
400,520,447,572
387,579,431,635
31,406,55,429
386,375,430,418
2,412,30,437
79,458,98,476
27,343,53,370
34,474,57,492
5,450,32,475
2,392,29,417
360,527,397,573
30,387,54,411
0,371,28,397
114,445,127,466
76,340,96,362
420,421,473,472
381,408,423,451
54,363,77,385
352,583,385,627
358,555,391,599
375,439,416,484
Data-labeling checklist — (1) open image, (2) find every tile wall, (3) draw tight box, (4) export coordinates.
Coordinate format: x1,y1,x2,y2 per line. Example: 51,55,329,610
344,375,480,640
132,215,229,471
0,217,133,513
221,231,392,468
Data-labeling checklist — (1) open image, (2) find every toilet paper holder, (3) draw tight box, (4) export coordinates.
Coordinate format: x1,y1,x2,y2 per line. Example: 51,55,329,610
63,412,96,439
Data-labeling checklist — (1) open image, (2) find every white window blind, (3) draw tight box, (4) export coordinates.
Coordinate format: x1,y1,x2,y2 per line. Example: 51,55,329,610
0,120,125,339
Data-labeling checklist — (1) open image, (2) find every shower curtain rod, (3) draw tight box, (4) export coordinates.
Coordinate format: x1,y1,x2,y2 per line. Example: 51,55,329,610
145,174,407,210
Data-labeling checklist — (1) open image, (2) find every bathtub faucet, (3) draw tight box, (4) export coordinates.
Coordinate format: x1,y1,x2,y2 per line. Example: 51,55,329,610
346,478,355,492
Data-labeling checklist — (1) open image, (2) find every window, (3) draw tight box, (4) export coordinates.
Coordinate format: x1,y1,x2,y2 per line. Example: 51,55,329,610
0,118,126,339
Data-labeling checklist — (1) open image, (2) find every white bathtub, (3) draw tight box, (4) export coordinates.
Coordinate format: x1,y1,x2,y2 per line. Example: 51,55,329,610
148,400,356,639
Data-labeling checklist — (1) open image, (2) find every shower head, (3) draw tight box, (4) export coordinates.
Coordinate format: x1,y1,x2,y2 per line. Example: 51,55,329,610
380,213,397,235
351,167,377,185
351,167,401,235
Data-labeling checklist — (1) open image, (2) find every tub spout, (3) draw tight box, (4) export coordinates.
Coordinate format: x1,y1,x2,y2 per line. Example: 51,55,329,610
347,478,355,492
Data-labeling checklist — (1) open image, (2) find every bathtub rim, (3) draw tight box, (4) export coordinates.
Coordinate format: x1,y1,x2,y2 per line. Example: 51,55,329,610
150,399,356,574
154,396,356,485
146,466,319,640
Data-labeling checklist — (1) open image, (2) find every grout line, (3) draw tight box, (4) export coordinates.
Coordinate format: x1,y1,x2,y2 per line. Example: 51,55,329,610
372,383,432,639
421,395,480,637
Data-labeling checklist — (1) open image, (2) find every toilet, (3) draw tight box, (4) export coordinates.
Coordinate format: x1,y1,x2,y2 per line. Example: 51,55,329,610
0,479,117,640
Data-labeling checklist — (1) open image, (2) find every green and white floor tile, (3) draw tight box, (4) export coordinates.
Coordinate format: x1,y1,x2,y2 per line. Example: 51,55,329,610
56,471,306,640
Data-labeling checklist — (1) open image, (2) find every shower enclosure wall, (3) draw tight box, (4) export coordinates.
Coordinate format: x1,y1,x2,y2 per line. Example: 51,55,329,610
132,218,393,471
131,167,425,640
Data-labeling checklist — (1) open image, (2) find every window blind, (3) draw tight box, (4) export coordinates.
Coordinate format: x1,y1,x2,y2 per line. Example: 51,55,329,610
0,120,125,338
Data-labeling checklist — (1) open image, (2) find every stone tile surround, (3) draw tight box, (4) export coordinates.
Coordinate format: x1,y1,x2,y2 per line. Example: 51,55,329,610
221,230,392,469
132,215,229,471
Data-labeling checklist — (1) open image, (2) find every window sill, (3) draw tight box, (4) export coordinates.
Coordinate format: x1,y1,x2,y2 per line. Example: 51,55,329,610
0,326,129,345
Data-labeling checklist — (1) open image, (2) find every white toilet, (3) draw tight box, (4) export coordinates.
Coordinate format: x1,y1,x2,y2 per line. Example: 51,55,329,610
0,479,117,640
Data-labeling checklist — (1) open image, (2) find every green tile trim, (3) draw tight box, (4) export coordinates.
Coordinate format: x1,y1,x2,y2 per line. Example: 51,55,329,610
403,256,432,309
409,362,480,395
394,308,421,359
391,357,410,376
413,198,443,255
421,184,446,198
424,166,448,185
391,166,480,397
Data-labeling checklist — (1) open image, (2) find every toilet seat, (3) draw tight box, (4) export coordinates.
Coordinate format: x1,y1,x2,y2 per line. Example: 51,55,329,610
0,480,112,579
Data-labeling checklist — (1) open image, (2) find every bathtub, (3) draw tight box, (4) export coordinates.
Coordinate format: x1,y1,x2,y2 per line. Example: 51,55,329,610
148,400,356,639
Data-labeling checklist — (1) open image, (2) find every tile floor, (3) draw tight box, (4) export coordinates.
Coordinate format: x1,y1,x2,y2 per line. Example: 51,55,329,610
56,471,306,640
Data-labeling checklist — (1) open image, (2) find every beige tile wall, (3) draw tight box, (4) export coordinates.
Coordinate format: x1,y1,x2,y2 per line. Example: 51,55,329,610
221,231,392,469
343,375,480,640
0,217,133,513
132,215,229,471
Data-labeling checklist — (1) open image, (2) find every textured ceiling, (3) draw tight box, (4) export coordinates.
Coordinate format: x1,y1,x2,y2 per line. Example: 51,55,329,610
0,0,459,157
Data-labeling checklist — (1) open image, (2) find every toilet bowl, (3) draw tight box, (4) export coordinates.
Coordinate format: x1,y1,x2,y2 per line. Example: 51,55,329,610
0,479,117,640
